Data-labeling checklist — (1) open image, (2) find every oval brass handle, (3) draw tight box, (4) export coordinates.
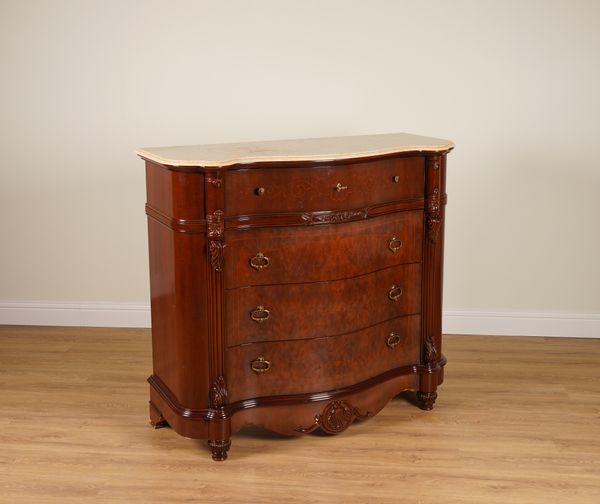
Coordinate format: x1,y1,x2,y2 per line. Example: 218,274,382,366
335,182,348,192
392,175,400,183
250,252,270,270
388,285,403,301
388,237,402,254
250,356,271,373
250,305,270,322
386,332,401,348
255,187,265,196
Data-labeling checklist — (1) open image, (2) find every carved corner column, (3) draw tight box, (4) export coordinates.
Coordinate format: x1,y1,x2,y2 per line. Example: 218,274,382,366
205,173,231,460
418,154,447,410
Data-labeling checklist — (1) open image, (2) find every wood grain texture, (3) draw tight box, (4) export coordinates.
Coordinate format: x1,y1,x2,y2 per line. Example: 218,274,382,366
145,161,204,220
226,262,422,346
225,156,424,215
146,219,209,410
226,315,420,401
225,210,423,288
1,326,599,504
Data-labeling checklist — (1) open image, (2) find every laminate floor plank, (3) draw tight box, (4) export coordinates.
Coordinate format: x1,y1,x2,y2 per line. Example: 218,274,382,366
0,326,598,503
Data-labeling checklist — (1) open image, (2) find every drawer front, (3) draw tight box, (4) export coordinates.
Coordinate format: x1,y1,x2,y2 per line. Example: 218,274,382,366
226,262,421,346
226,315,420,402
225,211,423,288
225,156,424,216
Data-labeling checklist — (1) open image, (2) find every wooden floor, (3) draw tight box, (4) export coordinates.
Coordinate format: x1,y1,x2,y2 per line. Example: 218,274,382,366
0,326,599,504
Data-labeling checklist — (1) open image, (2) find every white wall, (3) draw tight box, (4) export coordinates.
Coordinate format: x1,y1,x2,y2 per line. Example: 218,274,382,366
1,1,599,332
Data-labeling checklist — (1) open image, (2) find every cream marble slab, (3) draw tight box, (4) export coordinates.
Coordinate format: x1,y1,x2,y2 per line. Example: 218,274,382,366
136,132,454,167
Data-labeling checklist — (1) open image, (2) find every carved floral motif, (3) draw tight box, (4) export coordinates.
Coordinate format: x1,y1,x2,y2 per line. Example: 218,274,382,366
426,187,441,242
301,209,368,225
295,400,372,434
207,209,225,271
206,177,223,188
207,209,224,238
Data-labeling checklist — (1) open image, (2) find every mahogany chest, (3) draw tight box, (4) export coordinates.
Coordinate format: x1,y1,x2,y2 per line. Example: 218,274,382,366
137,133,453,460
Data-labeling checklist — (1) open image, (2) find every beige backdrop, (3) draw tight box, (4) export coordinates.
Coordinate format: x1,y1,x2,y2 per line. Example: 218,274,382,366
1,1,599,325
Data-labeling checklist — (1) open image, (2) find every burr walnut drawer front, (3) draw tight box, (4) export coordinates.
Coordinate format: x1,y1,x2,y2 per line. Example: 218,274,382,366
226,315,420,402
225,156,424,216
226,262,421,347
225,210,423,289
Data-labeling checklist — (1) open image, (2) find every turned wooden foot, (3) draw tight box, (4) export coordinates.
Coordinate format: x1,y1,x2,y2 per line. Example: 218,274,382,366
208,439,231,461
149,401,169,429
416,391,438,411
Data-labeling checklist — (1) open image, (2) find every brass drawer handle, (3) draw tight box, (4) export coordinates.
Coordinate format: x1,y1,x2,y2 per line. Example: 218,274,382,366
250,252,270,270
388,285,403,301
386,332,401,348
388,237,403,253
250,305,270,322
392,175,400,183
251,356,271,373
255,187,265,196
335,182,348,192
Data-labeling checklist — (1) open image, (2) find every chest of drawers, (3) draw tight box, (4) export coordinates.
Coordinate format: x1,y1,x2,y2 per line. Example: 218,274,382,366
138,133,453,461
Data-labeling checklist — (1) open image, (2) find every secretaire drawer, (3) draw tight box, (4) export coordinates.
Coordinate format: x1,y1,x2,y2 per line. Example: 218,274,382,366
226,262,421,346
225,211,423,288
226,315,420,402
225,156,424,216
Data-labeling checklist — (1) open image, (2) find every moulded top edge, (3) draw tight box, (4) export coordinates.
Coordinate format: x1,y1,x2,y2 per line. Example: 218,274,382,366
136,132,454,168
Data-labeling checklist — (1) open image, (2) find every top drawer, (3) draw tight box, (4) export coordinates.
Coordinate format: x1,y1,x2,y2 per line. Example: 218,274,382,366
225,156,424,216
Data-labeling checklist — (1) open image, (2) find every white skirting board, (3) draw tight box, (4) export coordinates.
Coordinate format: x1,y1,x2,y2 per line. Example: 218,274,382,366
443,310,599,338
0,302,151,328
0,301,598,338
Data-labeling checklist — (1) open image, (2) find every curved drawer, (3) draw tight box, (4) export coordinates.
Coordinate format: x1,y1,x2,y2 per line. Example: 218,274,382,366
225,211,422,289
226,315,420,402
225,156,424,216
226,262,421,346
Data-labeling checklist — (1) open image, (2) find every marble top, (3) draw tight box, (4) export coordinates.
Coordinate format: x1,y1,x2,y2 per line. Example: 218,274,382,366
136,132,454,167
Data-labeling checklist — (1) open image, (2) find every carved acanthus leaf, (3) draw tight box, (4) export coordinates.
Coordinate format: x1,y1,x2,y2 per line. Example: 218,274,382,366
209,240,225,272
210,376,228,408
424,333,438,363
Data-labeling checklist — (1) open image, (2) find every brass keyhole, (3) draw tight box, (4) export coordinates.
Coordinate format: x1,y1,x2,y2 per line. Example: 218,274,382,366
388,237,402,253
